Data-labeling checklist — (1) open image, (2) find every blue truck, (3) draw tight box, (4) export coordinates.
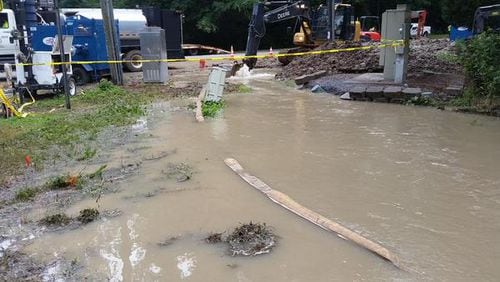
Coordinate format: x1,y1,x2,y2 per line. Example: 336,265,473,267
30,15,120,85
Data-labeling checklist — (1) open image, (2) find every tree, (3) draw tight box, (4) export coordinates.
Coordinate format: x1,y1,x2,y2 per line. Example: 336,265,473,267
441,0,498,27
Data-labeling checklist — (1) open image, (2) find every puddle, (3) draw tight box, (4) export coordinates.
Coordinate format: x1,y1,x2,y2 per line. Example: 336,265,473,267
17,74,500,281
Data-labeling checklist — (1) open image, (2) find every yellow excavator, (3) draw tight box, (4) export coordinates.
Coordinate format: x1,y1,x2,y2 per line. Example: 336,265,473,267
242,0,355,69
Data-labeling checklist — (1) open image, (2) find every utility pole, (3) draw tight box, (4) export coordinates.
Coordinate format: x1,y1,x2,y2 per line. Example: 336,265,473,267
54,0,71,109
100,0,123,85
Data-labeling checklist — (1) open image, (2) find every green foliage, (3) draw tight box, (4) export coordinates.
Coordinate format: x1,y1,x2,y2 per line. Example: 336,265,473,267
15,188,39,202
77,147,97,161
88,165,107,179
441,0,498,27
460,32,500,108
202,101,225,117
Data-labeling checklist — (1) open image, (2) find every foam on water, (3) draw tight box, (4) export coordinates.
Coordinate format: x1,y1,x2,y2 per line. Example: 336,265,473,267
230,64,274,80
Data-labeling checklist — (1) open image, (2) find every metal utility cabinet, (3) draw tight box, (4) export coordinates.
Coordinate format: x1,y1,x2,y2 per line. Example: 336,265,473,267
380,4,410,83
139,27,168,84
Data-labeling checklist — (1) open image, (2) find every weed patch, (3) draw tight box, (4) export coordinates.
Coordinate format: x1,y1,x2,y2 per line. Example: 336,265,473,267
238,85,252,93
44,175,82,190
77,147,97,161
202,101,225,117
15,188,40,202
77,208,99,224
40,213,71,226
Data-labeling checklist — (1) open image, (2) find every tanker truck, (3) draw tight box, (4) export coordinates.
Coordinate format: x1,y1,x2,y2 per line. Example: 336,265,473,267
62,8,184,72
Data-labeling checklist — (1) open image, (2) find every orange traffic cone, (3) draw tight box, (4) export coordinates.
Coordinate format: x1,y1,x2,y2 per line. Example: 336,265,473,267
199,59,206,69
269,46,274,57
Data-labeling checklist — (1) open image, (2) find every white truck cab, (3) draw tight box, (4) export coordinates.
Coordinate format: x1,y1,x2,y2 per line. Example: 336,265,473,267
0,9,19,69
410,23,431,37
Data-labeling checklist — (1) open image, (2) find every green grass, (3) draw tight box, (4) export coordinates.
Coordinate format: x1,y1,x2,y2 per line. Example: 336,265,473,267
238,85,252,93
77,147,97,161
436,50,460,64
0,80,166,185
202,101,225,117
15,187,40,202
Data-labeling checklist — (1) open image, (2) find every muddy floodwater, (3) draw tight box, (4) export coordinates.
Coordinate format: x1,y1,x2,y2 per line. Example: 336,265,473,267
25,72,500,281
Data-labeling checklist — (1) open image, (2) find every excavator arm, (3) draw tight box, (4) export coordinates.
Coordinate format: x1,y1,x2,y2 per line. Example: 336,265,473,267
243,0,310,69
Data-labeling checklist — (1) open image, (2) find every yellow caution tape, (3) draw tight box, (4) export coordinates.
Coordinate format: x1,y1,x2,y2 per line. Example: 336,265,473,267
15,41,405,67
0,88,35,118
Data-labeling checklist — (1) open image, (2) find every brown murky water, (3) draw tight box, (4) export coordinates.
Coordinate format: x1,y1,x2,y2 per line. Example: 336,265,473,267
27,72,500,281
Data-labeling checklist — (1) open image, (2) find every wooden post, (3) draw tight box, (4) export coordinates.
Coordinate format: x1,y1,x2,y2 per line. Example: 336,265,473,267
100,0,123,85
224,158,403,269
55,0,71,109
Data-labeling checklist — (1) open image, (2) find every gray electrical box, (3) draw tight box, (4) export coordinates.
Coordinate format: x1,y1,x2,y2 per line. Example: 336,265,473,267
380,4,410,82
140,27,169,84
204,67,228,102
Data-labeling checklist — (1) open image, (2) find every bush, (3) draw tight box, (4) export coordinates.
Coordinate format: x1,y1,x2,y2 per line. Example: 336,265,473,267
460,32,500,108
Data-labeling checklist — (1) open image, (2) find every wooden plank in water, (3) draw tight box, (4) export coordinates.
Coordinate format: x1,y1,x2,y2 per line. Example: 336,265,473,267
224,158,402,269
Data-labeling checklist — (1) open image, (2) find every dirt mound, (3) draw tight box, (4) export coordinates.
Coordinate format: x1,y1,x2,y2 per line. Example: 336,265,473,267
276,39,462,80
408,38,462,74
276,41,382,80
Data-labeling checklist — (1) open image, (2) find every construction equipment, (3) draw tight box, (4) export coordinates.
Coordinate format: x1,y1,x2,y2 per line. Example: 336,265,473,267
472,4,500,34
410,10,429,38
243,0,355,69
359,16,381,42
5,0,76,102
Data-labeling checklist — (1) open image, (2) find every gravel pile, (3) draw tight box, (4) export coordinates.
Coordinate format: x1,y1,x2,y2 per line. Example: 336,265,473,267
276,39,462,79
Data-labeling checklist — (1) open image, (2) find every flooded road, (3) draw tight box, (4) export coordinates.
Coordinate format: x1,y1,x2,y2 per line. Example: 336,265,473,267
27,72,500,281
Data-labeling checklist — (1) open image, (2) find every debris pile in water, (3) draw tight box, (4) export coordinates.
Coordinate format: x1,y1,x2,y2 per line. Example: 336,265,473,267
206,222,276,256
162,163,194,182
77,208,100,224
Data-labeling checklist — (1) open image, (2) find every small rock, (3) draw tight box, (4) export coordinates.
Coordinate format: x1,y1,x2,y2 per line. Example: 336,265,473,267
311,85,325,93
340,92,351,100
349,86,366,101
421,92,433,98
402,87,422,99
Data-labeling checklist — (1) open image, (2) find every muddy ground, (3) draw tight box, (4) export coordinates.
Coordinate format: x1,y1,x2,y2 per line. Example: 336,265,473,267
0,63,249,280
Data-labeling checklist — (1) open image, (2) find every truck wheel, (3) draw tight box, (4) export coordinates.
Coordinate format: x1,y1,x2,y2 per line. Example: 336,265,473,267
189,49,199,56
72,66,90,85
423,32,429,37
124,50,143,72
68,77,77,96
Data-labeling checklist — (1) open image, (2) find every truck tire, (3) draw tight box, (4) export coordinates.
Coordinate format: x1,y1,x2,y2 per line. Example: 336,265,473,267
72,65,90,85
423,32,429,37
124,50,143,72
68,77,77,96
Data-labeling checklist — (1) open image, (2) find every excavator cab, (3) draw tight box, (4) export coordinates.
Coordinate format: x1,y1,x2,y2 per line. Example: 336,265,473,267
473,4,500,34
314,4,353,41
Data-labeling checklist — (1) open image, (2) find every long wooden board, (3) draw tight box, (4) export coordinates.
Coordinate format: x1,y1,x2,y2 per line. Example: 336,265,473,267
224,158,402,269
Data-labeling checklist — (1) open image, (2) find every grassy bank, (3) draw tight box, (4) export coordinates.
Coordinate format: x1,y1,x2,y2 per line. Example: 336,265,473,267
0,81,163,185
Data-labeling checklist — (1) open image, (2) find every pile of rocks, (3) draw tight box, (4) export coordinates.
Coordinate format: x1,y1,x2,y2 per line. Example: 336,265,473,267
276,41,382,80
275,39,462,80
